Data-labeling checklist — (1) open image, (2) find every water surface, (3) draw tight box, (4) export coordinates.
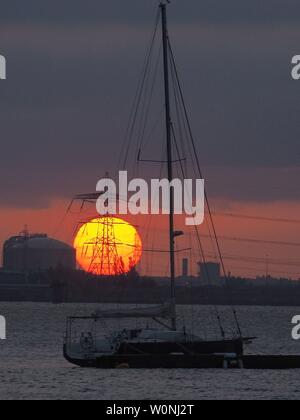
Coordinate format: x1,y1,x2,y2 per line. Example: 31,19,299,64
0,303,299,400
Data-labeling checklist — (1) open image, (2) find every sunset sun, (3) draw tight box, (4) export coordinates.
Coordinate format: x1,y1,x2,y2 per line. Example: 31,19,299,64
73,217,142,276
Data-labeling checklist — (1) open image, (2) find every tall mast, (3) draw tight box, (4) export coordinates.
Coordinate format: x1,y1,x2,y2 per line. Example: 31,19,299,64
160,1,176,331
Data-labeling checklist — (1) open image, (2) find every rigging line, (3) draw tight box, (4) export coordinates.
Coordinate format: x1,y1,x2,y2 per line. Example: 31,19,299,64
139,144,165,244
135,38,157,169
122,8,160,171
120,8,160,171
168,39,242,338
171,51,198,181
188,230,197,337
137,43,162,161
170,121,226,337
170,121,225,339
117,56,146,172
132,32,157,174
138,106,165,163
142,145,166,277
168,39,240,334
51,200,73,237
169,46,227,339
170,54,219,264
171,60,205,263
170,52,187,172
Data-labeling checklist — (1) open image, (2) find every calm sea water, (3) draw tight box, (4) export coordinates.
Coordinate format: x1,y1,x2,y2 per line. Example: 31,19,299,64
0,303,300,400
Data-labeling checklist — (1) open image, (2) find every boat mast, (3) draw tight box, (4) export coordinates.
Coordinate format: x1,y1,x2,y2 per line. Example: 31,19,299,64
160,1,177,331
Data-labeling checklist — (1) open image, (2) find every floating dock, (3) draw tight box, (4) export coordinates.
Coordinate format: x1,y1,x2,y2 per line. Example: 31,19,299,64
96,354,300,370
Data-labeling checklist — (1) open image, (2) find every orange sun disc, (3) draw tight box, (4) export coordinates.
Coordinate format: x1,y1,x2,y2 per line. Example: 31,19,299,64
73,217,142,276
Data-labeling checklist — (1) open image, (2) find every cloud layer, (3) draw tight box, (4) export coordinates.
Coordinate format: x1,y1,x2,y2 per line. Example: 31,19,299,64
0,1,299,208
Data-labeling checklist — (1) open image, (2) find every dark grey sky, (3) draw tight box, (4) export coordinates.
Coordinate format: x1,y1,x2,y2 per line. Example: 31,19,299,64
0,0,300,208
1,0,300,24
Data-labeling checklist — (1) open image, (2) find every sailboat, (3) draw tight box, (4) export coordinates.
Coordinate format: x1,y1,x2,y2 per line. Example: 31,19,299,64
64,2,248,369
63,2,300,369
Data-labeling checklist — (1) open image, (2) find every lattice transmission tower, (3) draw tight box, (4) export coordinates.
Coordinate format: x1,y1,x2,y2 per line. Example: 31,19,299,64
82,217,126,276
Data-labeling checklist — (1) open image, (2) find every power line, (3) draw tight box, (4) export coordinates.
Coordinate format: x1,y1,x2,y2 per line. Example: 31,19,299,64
139,226,300,248
201,234,300,248
211,212,300,225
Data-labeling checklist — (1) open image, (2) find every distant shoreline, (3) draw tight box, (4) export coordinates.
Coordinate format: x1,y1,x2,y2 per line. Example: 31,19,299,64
0,283,300,307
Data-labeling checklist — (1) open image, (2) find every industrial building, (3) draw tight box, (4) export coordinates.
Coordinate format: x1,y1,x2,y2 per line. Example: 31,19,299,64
3,232,76,273
198,262,223,286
